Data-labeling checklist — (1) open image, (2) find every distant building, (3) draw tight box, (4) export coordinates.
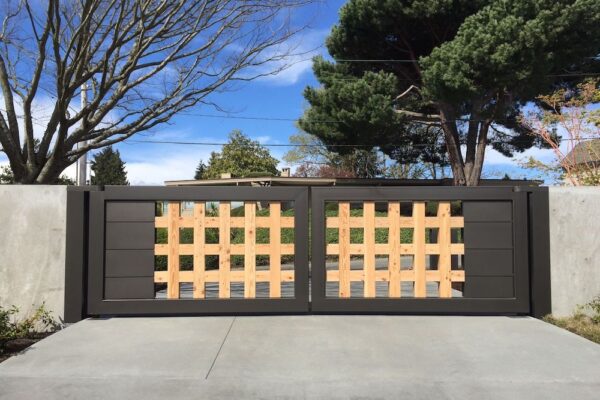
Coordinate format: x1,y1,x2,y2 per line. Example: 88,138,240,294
563,139,600,184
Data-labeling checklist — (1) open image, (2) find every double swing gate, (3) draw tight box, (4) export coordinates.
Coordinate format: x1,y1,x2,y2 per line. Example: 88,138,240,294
65,185,551,321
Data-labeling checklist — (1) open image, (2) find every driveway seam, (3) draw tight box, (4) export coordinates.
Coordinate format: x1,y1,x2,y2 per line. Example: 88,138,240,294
205,317,236,380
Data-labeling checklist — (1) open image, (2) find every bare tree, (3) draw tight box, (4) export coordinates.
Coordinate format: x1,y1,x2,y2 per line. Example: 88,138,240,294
0,0,311,183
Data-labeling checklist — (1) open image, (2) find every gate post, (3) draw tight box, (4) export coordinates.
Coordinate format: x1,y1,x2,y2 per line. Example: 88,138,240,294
64,187,98,323
522,187,552,318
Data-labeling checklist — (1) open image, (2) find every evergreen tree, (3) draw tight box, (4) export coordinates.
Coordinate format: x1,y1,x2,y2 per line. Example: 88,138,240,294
300,0,600,185
91,146,129,185
194,160,207,180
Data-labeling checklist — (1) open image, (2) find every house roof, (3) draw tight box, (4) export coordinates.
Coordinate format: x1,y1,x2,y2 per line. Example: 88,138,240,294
164,177,542,187
564,139,600,165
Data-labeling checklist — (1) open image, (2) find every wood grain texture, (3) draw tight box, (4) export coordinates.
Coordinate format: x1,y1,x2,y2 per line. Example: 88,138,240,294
218,202,231,298
363,201,376,297
413,202,426,298
388,202,401,297
245,202,256,298
269,202,282,297
167,202,180,299
437,202,452,298
338,202,351,298
193,202,206,298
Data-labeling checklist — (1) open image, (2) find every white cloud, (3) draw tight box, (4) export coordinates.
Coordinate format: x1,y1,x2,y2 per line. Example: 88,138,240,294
255,135,271,144
252,29,328,86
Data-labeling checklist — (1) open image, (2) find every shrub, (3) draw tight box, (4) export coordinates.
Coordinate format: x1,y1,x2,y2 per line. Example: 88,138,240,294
0,304,59,352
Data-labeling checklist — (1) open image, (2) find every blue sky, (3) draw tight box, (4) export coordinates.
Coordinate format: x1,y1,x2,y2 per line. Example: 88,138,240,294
0,0,560,185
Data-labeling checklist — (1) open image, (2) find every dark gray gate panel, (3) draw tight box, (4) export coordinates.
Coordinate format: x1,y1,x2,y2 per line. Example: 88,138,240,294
105,250,154,277
106,201,155,222
87,186,310,315
311,187,531,314
463,197,529,312
465,249,513,276
105,222,154,249
102,201,156,300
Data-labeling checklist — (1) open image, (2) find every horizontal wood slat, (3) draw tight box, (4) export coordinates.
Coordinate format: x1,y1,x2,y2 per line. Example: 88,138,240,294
325,216,464,229
154,201,295,299
155,216,294,228
155,243,295,256
325,201,465,298
155,270,295,283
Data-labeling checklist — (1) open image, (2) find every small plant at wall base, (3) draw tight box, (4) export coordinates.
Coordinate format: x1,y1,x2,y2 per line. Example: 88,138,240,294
0,304,60,363
544,296,600,344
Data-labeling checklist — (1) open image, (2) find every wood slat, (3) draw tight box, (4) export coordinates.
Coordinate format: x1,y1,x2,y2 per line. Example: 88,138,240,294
413,202,426,298
338,202,351,298
155,216,294,228
156,270,295,283
167,202,180,299
155,243,295,256
193,202,206,298
437,202,452,298
269,202,282,297
326,270,465,283
364,201,376,298
245,202,256,298
325,216,463,229
388,202,401,297
218,202,231,298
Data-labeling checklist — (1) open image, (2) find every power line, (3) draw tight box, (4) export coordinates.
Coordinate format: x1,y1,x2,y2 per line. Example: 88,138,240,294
126,137,597,148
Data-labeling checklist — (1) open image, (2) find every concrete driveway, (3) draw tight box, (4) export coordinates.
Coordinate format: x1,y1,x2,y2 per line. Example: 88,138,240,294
0,316,598,400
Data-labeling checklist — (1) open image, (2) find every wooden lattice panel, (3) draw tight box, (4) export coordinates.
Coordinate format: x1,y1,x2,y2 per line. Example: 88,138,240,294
325,201,465,298
154,201,294,299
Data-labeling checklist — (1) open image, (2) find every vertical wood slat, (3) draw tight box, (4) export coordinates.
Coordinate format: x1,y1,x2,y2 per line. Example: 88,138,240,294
245,202,256,298
388,202,401,297
193,202,206,299
437,202,452,298
413,202,426,297
269,202,282,297
167,202,180,299
338,202,351,298
363,201,376,297
219,202,231,298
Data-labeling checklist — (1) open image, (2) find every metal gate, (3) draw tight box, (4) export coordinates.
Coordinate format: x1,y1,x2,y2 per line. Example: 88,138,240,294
310,187,531,314
85,186,309,315
64,185,550,321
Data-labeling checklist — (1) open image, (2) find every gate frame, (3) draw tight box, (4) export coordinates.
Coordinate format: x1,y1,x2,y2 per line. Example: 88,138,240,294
310,186,531,314
64,185,551,322
85,186,310,316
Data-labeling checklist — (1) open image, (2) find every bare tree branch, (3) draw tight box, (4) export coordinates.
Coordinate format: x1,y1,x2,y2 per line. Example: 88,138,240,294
0,0,313,183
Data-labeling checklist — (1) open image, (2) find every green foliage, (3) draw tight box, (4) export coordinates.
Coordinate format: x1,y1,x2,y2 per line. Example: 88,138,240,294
194,160,207,180
544,296,600,344
202,130,279,179
302,0,600,185
91,146,129,185
0,304,59,351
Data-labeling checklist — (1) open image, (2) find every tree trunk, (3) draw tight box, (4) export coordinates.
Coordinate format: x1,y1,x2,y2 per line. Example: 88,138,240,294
438,104,467,186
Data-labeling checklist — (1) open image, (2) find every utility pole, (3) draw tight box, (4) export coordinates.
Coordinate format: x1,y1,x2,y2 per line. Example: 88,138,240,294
76,82,87,186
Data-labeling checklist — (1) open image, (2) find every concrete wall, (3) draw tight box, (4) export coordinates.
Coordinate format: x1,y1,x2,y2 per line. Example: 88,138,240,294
0,185,598,320
549,187,600,317
0,186,67,321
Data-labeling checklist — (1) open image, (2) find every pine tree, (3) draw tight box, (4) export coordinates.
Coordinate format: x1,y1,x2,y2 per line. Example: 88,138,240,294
91,146,129,185
194,160,207,180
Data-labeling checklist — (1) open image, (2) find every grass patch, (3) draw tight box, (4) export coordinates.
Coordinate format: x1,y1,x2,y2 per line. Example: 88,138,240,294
543,296,600,344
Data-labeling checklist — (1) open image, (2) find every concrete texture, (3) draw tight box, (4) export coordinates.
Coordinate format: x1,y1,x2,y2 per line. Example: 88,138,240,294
0,316,598,399
0,186,67,321
549,187,600,316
